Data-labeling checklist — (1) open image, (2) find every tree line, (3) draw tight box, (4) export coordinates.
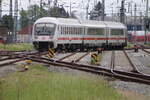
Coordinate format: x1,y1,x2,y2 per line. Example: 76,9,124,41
1,1,104,32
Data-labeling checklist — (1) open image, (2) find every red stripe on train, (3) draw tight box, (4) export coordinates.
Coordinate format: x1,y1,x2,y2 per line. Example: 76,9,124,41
58,37,126,40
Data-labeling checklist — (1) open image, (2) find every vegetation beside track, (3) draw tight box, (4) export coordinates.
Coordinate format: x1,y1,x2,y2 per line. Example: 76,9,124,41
125,43,134,49
0,43,34,51
0,64,127,100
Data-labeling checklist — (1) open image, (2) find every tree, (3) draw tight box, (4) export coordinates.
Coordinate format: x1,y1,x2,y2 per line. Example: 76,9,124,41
2,15,14,31
49,6,69,18
19,4,69,30
20,9,29,29
89,1,104,20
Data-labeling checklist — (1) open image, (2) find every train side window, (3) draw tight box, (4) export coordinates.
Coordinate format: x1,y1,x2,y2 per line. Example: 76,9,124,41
69,27,71,34
64,27,66,35
70,27,72,34
62,27,64,34
111,29,124,35
62,27,64,35
76,28,78,35
65,27,67,34
87,28,104,35
67,27,69,34
73,28,76,34
77,28,79,35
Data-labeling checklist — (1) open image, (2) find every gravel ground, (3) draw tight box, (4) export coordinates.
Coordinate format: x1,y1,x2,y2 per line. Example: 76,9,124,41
62,52,86,62
54,52,72,60
79,53,91,65
115,51,133,71
126,50,150,74
100,51,112,68
109,80,150,96
0,65,17,77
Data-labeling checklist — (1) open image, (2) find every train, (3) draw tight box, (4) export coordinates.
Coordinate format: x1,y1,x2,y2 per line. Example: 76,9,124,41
32,17,127,51
128,31,150,43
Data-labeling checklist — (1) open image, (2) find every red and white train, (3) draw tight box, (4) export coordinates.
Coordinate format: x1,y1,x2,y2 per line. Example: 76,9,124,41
129,31,150,43
32,17,127,51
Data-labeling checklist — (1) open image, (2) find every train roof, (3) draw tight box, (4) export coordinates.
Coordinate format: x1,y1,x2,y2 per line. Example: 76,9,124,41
34,17,126,29
81,20,106,28
34,17,82,26
104,21,126,29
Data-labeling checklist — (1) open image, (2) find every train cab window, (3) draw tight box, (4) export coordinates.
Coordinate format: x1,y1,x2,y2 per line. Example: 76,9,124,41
111,29,124,35
87,28,104,35
35,23,56,35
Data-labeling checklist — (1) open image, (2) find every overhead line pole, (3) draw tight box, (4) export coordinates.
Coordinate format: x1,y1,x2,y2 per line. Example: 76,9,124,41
144,0,149,44
102,0,105,21
13,0,18,42
134,4,137,43
9,0,13,17
0,0,2,22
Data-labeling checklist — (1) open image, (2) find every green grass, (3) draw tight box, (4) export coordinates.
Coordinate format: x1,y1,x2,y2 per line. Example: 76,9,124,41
146,43,150,47
125,43,134,49
0,65,127,100
0,43,34,51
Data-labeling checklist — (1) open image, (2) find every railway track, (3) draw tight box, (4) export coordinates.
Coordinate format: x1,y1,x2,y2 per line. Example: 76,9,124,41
1,50,150,85
58,52,90,63
125,49,150,76
0,50,46,67
28,56,150,85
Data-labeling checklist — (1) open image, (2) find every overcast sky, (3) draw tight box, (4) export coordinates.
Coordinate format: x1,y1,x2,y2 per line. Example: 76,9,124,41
1,0,149,19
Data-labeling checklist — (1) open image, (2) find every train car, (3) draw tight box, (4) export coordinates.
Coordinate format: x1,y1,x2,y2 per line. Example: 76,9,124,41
105,21,127,48
32,17,127,51
82,20,107,49
129,31,150,43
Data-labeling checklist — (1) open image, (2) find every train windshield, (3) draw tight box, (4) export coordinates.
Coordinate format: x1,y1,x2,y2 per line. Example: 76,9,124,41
35,23,56,35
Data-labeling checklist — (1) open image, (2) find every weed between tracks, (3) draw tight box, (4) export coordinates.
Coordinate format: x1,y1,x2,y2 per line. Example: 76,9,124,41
0,43,34,51
0,64,127,100
125,43,134,49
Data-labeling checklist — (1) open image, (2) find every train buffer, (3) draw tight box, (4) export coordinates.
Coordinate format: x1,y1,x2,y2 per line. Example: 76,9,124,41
48,48,55,58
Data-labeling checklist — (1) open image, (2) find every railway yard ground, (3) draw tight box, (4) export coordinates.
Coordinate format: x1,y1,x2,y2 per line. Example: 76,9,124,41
1,43,150,100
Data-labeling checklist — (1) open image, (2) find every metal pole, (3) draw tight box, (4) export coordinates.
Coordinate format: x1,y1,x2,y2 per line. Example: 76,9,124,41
9,0,13,43
111,4,114,21
9,0,13,17
134,4,137,43
120,0,125,24
13,0,18,42
86,0,90,20
70,2,71,16
0,0,2,21
145,0,149,44
48,0,51,16
102,0,105,21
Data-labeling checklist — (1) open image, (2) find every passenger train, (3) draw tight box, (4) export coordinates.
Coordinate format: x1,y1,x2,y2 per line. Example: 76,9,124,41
32,17,127,51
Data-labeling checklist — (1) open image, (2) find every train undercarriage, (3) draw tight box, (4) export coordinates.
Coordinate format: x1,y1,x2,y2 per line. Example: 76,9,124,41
33,41,127,52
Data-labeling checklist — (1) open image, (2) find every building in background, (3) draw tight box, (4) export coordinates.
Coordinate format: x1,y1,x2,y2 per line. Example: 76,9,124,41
17,25,32,43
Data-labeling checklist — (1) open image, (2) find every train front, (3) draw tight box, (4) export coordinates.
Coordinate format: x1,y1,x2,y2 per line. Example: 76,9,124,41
32,18,56,50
